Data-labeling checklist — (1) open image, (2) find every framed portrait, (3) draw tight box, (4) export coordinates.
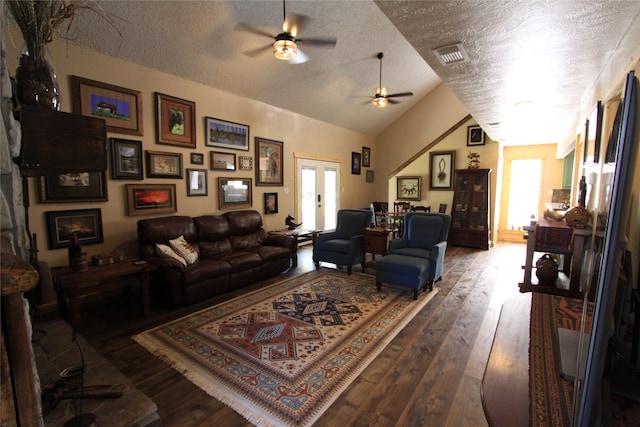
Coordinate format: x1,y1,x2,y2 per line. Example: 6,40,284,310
186,168,208,197
255,137,283,186
38,171,108,203
362,146,371,167
430,151,456,190
397,176,421,201
219,177,252,209
584,101,603,165
70,76,143,136
239,155,253,171
145,150,183,179
190,152,204,165
352,152,362,175
205,116,250,151
467,125,485,146
45,208,103,249
110,138,142,180
264,192,278,214
210,151,236,171
366,170,374,183
155,92,196,148
126,183,177,216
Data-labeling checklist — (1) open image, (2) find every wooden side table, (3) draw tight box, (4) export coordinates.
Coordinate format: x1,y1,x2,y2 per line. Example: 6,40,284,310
269,229,319,267
52,260,157,329
363,227,397,273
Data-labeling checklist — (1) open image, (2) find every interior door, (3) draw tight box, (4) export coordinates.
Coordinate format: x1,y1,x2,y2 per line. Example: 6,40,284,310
296,158,340,231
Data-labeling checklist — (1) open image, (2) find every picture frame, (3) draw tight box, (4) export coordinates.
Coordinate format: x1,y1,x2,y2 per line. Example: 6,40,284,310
467,125,485,146
366,170,374,183
110,138,142,180
45,208,103,249
255,137,283,186
219,177,252,209
362,146,371,167
397,176,421,201
38,171,108,203
186,168,208,197
210,151,236,171
352,152,362,175
239,155,253,171
145,150,183,179
429,151,456,190
126,183,177,216
70,76,143,136
584,101,603,165
155,92,196,148
264,192,278,214
190,152,204,165
205,116,250,151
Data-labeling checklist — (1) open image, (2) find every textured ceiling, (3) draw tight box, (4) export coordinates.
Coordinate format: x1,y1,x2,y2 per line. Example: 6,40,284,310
5,1,640,144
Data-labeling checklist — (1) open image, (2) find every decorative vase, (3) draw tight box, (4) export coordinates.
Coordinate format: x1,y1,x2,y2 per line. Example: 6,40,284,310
535,253,558,284
14,43,60,111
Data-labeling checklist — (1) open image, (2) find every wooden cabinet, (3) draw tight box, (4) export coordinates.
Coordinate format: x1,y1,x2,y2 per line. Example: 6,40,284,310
449,168,491,250
363,227,397,273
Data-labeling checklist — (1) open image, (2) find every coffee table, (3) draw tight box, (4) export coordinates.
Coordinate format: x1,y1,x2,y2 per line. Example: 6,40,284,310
269,228,319,267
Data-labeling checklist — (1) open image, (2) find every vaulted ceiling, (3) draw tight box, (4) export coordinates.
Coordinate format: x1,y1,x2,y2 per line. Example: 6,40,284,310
7,1,640,145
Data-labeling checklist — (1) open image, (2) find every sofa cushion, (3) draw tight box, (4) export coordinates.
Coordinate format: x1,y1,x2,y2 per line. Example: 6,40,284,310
214,251,262,271
388,247,432,260
155,243,187,267
318,239,350,254
169,235,199,265
251,245,291,263
181,259,232,284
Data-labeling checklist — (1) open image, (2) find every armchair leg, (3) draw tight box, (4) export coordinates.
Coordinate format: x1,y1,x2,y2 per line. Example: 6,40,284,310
347,265,352,275
315,261,320,270
376,281,382,292
413,289,418,300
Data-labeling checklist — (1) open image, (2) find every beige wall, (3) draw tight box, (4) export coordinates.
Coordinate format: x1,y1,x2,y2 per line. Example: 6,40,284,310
5,38,376,266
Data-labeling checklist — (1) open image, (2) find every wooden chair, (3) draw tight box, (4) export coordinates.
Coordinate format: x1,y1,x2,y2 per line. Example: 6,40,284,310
393,202,412,236
411,205,431,212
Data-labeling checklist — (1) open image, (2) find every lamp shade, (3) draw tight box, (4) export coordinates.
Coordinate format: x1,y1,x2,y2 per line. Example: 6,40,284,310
273,39,297,60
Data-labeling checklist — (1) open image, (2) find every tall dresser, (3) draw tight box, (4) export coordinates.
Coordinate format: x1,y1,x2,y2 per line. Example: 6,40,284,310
449,168,491,250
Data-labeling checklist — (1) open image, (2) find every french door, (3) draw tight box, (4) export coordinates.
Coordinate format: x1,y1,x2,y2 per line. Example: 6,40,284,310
295,157,340,231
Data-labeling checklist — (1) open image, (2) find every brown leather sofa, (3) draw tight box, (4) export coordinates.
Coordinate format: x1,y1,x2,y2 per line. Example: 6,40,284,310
137,210,294,305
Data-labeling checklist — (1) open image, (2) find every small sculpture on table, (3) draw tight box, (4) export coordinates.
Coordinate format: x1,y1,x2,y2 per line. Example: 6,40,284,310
285,215,302,230
467,152,480,169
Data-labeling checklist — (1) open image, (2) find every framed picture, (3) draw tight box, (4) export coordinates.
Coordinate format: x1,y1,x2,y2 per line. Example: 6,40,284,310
70,76,143,136
210,151,236,171
110,138,142,180
186,168,208,197
126,183,177,216
205,116,250,151
45,208,103,249
264,192,278,214
255,137,283,186
145,150,183,179
155,92,196,148
430,151,456,190
38,171,108,203
352,152,362,175
239,155,253,171
362,146,371,167
190,152,204,165
467,125,485,146
584,101,603,165
366,170,374,183
397,176,421,201
219,177,252,209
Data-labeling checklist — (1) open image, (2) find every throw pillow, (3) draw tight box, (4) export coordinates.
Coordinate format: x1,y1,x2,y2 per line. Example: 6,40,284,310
169,235,199,265
155,243,187,267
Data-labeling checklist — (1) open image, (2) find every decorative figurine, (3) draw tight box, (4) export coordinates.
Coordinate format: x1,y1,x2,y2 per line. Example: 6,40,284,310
285,215,302,230
467,152,480,169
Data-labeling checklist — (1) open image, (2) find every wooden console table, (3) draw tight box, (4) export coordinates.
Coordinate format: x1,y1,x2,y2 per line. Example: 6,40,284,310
363,227,397,273
52,260,156,329
519,217,589,299
269,228,319,267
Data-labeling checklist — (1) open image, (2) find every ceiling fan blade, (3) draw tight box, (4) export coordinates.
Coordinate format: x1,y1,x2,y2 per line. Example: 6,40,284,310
288,49,309,64
284,13,310,37
386,92,414,98
299,37,337,47
243,44,273,58
388,98,401,104
235,22,275,40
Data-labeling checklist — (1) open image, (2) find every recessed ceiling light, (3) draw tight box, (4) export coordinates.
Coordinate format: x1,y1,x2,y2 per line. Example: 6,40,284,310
432,43,469,66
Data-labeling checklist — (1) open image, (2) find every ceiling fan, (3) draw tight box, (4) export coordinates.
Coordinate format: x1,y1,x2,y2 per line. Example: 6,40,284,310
235,0,337,64
370,52,413,108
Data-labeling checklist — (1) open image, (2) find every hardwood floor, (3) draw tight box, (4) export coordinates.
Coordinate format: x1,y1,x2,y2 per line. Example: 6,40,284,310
34,241,528,426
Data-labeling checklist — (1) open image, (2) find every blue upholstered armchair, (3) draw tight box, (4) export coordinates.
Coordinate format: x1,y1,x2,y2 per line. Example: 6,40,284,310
313,209,373,274
386,212,451,283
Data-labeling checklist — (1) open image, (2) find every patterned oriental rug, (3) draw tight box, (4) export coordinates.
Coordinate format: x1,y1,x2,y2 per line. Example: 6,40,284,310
133,269,439,426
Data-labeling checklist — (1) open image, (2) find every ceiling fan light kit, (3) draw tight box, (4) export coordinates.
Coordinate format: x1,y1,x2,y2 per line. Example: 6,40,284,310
370,52,413,108
274,37,297,60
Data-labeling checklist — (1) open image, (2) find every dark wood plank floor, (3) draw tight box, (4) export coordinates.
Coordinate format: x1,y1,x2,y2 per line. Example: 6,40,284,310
33,241,528,426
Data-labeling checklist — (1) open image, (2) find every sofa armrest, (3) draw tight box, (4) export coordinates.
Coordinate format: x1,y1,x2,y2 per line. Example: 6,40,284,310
430,241,447,280
144,256,187,273
315,231,338,245
265,234,295,248
388,237,408,253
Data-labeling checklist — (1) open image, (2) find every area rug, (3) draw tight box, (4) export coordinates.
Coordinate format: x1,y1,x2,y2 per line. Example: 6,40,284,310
530,293,592,427
133,269,438,427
